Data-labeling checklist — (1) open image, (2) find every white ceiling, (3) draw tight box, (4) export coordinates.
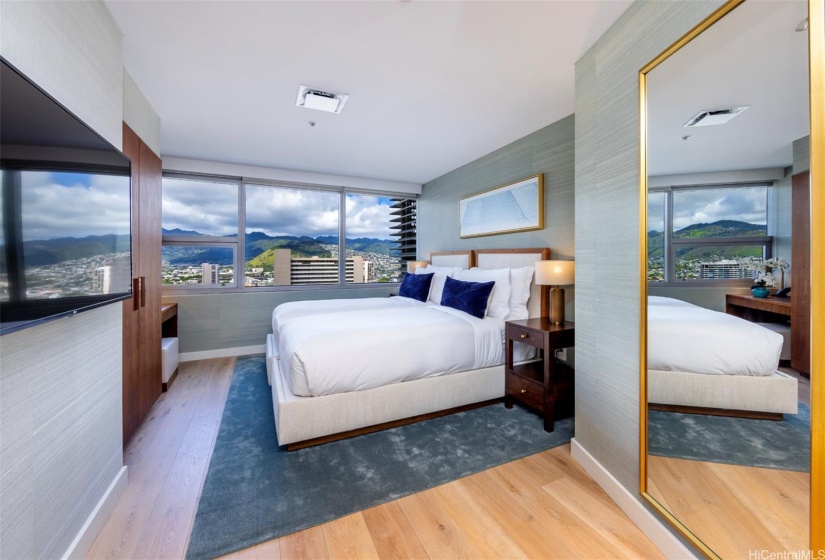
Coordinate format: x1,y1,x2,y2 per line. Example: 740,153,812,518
647,0,809,177
106,0,632,185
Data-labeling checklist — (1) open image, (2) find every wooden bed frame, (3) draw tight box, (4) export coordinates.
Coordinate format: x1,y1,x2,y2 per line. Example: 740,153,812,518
268,247,551,450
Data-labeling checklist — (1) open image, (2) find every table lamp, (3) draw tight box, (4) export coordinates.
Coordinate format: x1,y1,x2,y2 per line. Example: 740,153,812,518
407,261,430,274
535,260,575,324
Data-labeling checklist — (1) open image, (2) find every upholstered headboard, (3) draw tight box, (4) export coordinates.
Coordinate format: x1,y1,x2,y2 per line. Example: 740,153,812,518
430,250,475,269
475,248,551,318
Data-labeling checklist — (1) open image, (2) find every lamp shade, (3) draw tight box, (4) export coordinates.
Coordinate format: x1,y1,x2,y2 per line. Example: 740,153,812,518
407,261,430,274
535,260,575,286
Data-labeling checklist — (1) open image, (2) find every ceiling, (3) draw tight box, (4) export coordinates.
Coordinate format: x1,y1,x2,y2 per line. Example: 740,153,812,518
647,0,809,177
106,1,632,185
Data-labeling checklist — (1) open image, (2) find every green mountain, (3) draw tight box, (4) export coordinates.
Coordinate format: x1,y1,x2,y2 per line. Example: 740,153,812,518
648,220,766,260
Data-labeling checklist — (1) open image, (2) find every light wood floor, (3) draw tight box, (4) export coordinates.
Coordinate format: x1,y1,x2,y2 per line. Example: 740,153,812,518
647,369,811,558
87,357,664,560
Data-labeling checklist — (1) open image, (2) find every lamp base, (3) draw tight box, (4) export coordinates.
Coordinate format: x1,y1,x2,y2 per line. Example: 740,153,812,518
550,287,565,325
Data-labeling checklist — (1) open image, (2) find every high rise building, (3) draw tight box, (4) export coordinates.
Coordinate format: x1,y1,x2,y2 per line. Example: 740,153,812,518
272,249,365,285
202,263,220,284
699,260,746,280
92,257,131,294
390,198,416,272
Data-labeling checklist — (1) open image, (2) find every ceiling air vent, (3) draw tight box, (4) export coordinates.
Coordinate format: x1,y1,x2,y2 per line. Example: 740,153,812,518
296,85,349,114
683,106,749,127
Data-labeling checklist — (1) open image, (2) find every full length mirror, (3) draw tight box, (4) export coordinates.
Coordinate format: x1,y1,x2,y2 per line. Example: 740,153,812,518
641,1,814,557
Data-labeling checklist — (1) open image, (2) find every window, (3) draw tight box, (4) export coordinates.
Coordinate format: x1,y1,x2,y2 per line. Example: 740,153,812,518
161,175,240,288
648,184,771,284
345,194,404,284
244,185,340,287
161,173,416,291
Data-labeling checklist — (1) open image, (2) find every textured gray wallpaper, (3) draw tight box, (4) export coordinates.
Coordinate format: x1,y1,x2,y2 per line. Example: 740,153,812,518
0,305,123,559
0,1,124,150
574,0,723,492
418,114,575,260
417,114,575,323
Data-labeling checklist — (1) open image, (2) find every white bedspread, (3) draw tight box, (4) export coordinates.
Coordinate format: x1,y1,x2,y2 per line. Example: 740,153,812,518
278,305,504,397
648,296,783,377
271,296,423,341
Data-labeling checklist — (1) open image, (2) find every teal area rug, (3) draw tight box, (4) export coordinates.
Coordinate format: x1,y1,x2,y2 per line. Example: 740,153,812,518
648,404,810,472
186,355,573,560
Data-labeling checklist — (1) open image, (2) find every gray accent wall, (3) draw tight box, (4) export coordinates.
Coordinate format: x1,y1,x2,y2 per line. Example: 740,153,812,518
417,114,575,319
0,1,124,150
574,0,723,496
793,135,811,174
0,2,161,557
0,305,123,559
123,70,162,156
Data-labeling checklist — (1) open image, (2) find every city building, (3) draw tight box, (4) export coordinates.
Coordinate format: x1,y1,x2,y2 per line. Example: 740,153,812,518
202,263,220,285
390,198,417,272
272,249,365,285
699,260,747,280
91,258,131,294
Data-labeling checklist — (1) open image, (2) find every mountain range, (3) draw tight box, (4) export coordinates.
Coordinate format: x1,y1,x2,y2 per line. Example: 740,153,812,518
161,229,395,269
648,220,767,260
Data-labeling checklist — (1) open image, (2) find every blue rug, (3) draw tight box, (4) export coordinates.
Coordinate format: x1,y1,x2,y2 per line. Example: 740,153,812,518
186,355,573,560
648,404,810,472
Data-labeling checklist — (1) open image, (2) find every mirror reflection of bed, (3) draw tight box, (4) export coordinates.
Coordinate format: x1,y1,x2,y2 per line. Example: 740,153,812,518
642,1,811,557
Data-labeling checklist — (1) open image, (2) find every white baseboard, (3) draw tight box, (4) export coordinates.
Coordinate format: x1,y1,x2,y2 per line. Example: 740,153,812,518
63,465,128,560
179,344,266,363
570,438,697,560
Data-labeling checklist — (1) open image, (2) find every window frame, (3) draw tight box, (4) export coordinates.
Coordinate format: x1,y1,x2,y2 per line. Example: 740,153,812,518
161,171,416,294
648,183,773,287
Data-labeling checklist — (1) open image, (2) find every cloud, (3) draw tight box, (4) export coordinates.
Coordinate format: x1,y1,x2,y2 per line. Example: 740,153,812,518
672,187,767,230
649,186,767,232
162,177,239,236
18,171,131,241
162,182,400,240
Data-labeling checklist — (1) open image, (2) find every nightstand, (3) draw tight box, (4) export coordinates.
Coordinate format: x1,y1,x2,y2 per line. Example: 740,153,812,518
505,318,575,432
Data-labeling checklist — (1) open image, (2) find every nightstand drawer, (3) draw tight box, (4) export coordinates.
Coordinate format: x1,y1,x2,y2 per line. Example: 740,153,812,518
507,373,543,412
506,324,544,348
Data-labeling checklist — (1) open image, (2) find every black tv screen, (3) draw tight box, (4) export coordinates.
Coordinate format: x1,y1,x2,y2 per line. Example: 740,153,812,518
1,58,132,334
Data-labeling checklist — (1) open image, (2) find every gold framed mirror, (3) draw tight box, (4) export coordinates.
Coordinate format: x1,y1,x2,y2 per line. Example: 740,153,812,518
639,0,824,557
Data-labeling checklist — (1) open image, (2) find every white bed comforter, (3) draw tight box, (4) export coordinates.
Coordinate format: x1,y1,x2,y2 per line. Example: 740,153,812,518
271,296,423,341
277,305,504,397
648,296,783,377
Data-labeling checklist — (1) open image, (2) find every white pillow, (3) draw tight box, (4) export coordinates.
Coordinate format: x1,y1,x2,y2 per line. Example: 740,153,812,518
506,266,534,321
455,268,511,319
417,265,458,304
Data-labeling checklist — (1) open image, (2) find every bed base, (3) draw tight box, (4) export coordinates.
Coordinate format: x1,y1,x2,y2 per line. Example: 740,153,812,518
270,247,553,450
286,397,504,451
648,403,783,421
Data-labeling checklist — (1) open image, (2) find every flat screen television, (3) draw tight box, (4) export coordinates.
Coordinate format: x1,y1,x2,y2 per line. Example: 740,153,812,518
1,58,132,335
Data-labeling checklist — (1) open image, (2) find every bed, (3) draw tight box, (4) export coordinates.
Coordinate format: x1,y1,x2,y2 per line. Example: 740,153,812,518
266,248,550,449
647,296,798,419
265,250,475,385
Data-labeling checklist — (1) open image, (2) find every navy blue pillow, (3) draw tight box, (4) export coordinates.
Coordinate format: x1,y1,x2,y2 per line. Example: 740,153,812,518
398,272,434,302
440,276,495,319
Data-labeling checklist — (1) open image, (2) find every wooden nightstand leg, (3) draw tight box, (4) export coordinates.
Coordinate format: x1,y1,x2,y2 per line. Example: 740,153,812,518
543,353,556,433
505,396,513,409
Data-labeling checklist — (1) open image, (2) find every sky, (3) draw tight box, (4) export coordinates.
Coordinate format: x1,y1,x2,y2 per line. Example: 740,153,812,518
648,186,767,232
161,178,396,239
16,171,131,241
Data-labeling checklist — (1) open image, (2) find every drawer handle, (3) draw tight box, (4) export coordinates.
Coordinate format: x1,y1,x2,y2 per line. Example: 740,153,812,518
520,389,527,394
520,334,528,339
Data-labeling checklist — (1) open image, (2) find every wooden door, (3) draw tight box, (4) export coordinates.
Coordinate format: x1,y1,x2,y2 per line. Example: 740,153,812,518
137,140,162,420
121,122,163,445
791,170,810,376
122,123,142,443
